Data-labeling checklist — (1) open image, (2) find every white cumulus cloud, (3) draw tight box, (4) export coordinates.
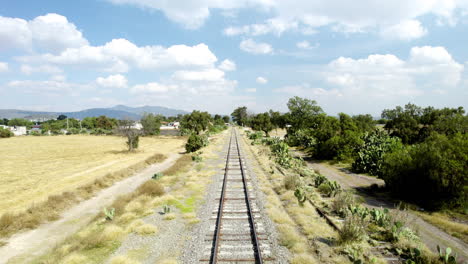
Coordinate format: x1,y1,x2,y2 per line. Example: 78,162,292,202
256,76,268,84
0,13,88,53
18,39,218,73
96,74,128,88
381,19,427,40
240,39,273,55
218,59,236,71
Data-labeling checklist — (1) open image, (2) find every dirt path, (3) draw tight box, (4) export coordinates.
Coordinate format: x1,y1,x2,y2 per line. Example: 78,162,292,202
299,156,468,262
1,153,182,264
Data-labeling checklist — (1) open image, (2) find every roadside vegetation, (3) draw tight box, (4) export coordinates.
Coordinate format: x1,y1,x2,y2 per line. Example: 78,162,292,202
234,96,467,236
243,129,460,264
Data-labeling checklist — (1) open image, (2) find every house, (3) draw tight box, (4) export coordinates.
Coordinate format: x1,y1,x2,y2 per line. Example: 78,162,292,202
131,122,143,130
10,126,27,136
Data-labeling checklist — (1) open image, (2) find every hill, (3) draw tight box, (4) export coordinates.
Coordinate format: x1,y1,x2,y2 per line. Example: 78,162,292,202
0,105,188,120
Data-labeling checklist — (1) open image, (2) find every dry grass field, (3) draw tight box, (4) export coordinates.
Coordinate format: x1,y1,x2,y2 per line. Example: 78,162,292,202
0,135,185,216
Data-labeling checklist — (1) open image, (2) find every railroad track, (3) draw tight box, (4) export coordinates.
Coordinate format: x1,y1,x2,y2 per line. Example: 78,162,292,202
200,129,273,263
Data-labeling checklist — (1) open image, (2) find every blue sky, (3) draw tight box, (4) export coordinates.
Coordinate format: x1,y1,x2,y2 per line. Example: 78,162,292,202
0,0,467,115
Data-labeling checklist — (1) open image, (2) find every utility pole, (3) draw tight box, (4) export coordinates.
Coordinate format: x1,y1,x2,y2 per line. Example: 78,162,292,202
66,118,69,131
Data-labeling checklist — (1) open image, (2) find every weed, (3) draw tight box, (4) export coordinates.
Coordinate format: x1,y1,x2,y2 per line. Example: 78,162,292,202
284,174,301,190
163,213,176,220
104,207,115,221
137,181,165,197
332,191,355,218
339,215,368,244
163,155,192,176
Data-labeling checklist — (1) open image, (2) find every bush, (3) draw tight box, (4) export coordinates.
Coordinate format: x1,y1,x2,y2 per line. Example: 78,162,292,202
352,131,402,176
286,129,316,149
0,127,13,138
332,192,356,218
339,215,368,244
185,134,208,153
30,131,41,136
380,133,467,210
248,131,263,141
137,181,165,196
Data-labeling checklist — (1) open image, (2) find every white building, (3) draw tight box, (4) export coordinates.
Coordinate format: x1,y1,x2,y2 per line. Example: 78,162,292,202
10,126,27,136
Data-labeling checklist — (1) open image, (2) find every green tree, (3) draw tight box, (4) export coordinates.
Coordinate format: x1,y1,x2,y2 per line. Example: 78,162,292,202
269,110,285,132
352,114,375,132
222,115,230,123
117,120,142,151
286,96,323,133
380,133,467,209
96,115,115,130
382,103,422,144
180,110,212,135
57,114,67,120
140,113,161,136
81,117,96,129
8,118,32,128
250,112,274,137
231,106,248,126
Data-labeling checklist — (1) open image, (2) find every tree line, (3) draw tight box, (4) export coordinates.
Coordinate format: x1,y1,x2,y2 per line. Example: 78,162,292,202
232,96,468,211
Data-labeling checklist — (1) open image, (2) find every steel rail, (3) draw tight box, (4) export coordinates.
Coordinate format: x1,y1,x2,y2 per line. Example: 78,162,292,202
210,131,233,263
234,129,263,264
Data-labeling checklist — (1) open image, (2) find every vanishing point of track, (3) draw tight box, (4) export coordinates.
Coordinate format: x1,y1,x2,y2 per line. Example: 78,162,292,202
200,129,272,263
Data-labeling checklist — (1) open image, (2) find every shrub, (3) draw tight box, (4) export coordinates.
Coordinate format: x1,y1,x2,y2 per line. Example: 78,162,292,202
352,131,402,176
137,181,165,196
30,131,41,136
380,133,467,210
284,175,301,190
339,215,368,244
185,134,208,153
248,131,263,141
286,129,316,149
332,192,356,218
0,127,13,138
191,151,203,162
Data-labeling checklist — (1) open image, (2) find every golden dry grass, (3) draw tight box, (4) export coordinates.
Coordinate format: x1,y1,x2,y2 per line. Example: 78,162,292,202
0,135,184,238
0,135,184,215
416,211,468,243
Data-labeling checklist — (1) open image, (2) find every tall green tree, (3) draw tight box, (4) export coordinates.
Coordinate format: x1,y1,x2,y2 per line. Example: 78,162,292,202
250,112,274,137
8,118,33,128
180,110,212,135
141,113,162,135
286,96,323,133
231,106,248,126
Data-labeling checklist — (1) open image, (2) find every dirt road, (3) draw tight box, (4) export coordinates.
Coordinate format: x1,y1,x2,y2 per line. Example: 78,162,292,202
302,158,468,262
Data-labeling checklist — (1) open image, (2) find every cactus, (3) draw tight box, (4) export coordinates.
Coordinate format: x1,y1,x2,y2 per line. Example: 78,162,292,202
437,246,458,264
163,204,171,214
329,181,342,197
152,172,163,180
370,208,390,227
294,187,307,206
104,207,115,221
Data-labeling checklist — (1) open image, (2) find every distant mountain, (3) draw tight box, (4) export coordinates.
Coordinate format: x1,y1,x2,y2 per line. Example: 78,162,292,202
0,105,188,120
110,105,188,116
